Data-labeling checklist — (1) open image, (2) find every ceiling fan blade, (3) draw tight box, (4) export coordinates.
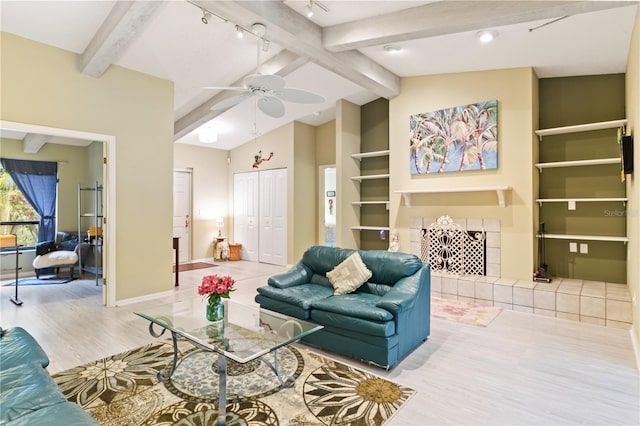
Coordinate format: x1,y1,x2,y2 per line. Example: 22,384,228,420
274,88,325,104
203,86,248,92
211,93,250,111
246,74,286,91
257,96,285,118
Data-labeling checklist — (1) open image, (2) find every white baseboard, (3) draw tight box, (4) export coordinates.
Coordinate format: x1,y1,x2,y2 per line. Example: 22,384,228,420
115,289,175,306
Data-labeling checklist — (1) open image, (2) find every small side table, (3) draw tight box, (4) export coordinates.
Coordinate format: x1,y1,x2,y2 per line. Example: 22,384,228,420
213,236,228,261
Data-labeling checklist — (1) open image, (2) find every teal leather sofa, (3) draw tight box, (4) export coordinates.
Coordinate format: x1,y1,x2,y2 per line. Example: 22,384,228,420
255,246,431,368
0,327,98,425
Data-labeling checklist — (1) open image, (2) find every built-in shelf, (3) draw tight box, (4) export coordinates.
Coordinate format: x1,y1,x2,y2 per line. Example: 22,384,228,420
535,158,620,170
351,226,390,231
351,150,390,160
536,197,627,207
352,201,390,210
538,233,628,243
535,119,627,139
394,186,511,208
351,173,390,182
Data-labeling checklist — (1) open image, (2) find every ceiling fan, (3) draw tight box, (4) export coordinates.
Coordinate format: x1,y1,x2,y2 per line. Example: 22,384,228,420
206,23,325,118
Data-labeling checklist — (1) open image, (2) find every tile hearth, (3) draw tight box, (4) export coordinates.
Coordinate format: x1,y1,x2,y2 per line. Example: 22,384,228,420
431,273,632,330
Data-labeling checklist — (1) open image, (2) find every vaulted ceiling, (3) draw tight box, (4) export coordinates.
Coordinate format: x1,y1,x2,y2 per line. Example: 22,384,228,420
1,0,638,151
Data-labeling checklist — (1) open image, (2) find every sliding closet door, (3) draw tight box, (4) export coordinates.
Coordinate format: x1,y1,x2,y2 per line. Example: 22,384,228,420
259,168,287,265
233,172,259,262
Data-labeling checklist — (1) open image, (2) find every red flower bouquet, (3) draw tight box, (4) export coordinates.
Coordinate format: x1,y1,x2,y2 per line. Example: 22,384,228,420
198,274,235,306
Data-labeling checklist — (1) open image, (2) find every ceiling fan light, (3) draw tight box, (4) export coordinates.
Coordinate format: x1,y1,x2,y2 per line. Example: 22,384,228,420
384,45,402,54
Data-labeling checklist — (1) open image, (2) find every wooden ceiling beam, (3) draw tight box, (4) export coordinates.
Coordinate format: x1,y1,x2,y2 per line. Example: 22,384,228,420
323,1,634,52
79,0,164,77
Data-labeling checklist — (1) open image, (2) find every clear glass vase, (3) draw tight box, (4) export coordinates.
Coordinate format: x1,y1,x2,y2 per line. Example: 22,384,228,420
206,297,224,322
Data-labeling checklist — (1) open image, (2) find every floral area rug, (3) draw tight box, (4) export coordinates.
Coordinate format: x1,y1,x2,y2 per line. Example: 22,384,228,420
52,340,414,425
431,296,502,327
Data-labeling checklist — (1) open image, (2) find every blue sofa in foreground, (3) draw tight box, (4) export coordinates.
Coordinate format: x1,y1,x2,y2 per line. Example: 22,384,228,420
0,327,98,425
255,246,431,368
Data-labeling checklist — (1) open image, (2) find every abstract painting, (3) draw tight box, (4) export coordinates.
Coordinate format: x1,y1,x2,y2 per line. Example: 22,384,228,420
410,100,498,174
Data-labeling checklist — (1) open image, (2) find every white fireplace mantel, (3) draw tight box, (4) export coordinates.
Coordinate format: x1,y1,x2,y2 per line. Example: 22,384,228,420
395,186,512,208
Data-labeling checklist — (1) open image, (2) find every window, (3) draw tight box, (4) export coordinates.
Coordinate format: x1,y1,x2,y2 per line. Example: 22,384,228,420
0,167,40,247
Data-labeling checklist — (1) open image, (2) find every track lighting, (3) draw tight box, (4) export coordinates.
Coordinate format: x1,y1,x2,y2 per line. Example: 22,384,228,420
304,2,314,18
235,25,244,39
303,0,329,19
201,8,211,25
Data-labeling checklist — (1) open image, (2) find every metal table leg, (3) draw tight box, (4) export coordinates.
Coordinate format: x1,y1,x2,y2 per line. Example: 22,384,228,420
217,354,227,426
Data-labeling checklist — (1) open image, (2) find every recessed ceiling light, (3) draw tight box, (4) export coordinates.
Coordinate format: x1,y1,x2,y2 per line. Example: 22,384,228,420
199,127,218,143
384,45,402,54
477,30,498,43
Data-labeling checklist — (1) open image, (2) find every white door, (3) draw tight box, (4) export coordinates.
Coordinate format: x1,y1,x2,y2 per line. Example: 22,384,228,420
233,172,259,261
259,168,287,265
173,170,192,262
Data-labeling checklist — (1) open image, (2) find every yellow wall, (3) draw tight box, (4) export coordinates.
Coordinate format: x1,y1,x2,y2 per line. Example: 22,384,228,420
1,33,174,302
389,68,537,280
174,144,230,260
625,10,640,344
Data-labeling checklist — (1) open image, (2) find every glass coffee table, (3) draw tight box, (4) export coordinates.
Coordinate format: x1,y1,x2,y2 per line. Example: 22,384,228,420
135,298,322,426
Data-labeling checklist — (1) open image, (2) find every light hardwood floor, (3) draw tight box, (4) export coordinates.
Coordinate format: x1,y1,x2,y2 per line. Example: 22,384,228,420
1,261,639,425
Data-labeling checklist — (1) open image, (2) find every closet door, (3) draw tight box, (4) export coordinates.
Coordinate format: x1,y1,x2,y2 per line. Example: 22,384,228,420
233,172,259,262
259,168,287,265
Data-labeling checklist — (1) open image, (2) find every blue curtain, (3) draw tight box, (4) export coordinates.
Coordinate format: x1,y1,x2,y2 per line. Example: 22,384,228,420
1,158,58,242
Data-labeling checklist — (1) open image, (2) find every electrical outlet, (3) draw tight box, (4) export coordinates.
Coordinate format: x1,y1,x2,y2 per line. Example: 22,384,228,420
580,243,588,254
569,242,577,252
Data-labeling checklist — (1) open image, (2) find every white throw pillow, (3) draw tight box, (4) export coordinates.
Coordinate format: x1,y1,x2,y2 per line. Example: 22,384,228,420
326,252,372,295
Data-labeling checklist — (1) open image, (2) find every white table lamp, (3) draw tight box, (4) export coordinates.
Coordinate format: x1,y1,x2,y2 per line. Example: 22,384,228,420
216,218,224,237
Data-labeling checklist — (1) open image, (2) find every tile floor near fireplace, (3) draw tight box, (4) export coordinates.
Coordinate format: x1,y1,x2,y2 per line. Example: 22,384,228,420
431,273,633,330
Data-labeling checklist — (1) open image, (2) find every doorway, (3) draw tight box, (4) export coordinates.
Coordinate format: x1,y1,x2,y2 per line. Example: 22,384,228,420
233,169,287,265
318,165,336,247
0,119,116,306
173,169,192,263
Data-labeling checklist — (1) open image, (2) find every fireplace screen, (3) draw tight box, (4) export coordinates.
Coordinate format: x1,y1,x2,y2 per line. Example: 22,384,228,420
421,215,486,275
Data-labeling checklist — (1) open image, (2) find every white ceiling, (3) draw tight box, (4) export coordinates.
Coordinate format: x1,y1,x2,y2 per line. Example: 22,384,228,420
1,0,638,151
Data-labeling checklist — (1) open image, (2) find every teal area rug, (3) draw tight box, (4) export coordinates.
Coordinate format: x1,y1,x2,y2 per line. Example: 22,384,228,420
4,277,76,286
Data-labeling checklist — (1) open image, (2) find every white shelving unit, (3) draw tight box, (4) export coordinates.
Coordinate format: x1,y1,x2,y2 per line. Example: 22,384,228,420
535,119,627,244
350,150,390,233
535,157,620,171
534,119,627,139
537,234,628,243
394,186,512,208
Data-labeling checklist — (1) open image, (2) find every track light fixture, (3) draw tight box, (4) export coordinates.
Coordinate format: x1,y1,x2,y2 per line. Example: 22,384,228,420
304,2,314,18
303,0,329,19
235,25,244,39
201,8,212,24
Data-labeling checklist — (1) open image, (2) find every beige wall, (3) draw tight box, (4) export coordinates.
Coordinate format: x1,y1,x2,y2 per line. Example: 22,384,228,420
389,68,537,280
316,120,336,166
335,100,361,249
293,122,317,260
1,33,174,302
174,144,230,260
625,10,640,344
226,121,318,263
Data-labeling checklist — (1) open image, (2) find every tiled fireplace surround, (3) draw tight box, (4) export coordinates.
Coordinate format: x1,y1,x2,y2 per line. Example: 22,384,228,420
410,217,633,330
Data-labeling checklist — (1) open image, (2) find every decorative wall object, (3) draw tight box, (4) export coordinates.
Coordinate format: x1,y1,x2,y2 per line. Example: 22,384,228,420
410,99,498,174
252,150,274,168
